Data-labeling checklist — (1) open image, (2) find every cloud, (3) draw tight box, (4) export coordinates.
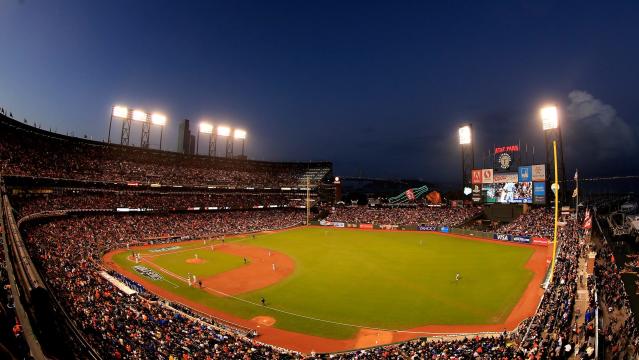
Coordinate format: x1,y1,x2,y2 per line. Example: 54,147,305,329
565,90,636,162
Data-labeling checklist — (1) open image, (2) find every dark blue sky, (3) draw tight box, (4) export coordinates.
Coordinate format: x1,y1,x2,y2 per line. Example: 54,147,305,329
1,0,638,185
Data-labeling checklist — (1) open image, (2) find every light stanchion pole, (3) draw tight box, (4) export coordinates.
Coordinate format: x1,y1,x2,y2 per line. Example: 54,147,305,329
108,112,113,143
549,140,560,284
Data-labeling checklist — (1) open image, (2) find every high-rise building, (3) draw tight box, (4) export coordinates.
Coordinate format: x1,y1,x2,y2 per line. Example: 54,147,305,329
177,119,194,155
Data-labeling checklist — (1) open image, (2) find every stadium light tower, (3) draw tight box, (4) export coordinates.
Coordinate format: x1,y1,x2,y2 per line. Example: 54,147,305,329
217,126,232,158
197,122,214,156
151,113,167,150
132,110,151,148
458,124,474,192
109,105,128,144
233,129,247,157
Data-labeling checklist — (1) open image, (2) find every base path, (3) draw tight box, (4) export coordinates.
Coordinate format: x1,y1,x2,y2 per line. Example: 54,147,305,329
103,228,551,354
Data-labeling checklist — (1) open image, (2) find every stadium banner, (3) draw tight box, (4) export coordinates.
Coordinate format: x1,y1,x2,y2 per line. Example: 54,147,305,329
512,235,531,243
418,225,437,231
318,220,333,226
481,169,493,184
472,169,482,184
493,233,512,241
518,166,532,182
493,172,518,183
439,226,450,233
471,184,481,203
532,237,549,246
333,222,345,228
379,224,399,230
359,223,373,229
533,182,546,204
532,164,546,181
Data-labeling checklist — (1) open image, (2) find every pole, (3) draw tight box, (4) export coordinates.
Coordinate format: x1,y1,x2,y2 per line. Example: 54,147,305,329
196,131,200,155
576,168,579,220
549,140,560,284
306,177,311,225
160,127,163,150
108,113,113,143
241,139,245,156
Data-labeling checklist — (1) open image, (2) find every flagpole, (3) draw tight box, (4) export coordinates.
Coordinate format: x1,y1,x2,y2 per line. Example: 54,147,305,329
575,169,579,220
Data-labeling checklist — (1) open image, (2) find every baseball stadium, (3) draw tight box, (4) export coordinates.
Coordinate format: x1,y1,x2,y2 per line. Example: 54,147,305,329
2,3,639,360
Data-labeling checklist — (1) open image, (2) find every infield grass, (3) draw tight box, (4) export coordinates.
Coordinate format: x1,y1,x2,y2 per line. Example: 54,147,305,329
111,227,536,339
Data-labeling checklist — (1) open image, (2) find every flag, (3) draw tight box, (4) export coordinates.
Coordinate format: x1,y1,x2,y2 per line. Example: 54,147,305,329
572,188,578,198
583,209,592,229
574,169,579,180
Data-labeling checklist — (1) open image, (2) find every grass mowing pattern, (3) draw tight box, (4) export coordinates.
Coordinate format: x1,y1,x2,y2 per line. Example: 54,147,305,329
111,227,535,339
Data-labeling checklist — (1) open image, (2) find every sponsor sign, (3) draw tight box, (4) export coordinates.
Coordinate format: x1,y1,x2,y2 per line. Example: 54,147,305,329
533,182,546,204
518,166,532,182
482,169,494,184
494,233,512,241
334,222,345,228
472,169,482,184
532,165,546,181
439,226,450,233
472,184,481,203
493,172,518,183
380,224,399,230
532,237,549,246
359,223,373,229
494,145,520,154
418,225,437,231
133,265,162,280
319,220,333,226
512,235,531,243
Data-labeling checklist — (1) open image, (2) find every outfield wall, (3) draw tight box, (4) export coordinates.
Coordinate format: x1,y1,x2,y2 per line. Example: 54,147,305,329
312,220,549,246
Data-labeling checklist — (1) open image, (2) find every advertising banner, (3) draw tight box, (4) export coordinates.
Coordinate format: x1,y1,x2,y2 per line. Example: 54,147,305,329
472,169,482,184
481,169,494,184
493,172,518,183
418,225,437,231
493,233,512,241
532,165,546,181
440,226,450,233
512,235,531,243
533,182,546,204
518,166,532,182
359,223,373,229
319,220,333,226
472,184,481,203
532,237,549,246
380,224,399,230
334,222,345,228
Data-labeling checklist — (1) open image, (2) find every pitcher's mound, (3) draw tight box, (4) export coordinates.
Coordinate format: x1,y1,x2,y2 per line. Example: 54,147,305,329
252,316,276,326
186,258,207,264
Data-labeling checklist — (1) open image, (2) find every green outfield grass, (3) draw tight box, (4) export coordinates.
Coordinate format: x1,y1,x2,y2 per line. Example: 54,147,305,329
110,227,536,339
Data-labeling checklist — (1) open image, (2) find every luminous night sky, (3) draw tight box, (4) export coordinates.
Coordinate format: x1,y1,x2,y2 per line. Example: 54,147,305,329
1,0,638,185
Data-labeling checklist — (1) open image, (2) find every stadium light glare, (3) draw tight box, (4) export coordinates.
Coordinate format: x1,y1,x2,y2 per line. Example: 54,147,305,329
112,106,128,118
199,122,214,134
540,105,559,130
217,126,231,137
132,110,147,122
233,129,247,139
458,125,471,145
151,113,167,126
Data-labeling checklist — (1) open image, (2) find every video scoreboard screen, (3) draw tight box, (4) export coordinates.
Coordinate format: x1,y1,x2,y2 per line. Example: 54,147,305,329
471,163,546,204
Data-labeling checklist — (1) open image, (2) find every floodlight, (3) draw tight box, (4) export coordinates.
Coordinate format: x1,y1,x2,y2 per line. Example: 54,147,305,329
458,125,471,145
199,122,213,134
233,129,247,139
217,126,231,137
151,113,167,126
112,105,128,118
540,105,558,130
132,110,147,122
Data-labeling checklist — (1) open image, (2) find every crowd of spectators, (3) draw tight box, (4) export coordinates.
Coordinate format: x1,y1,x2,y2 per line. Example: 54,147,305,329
324,205,482,227
0,116,330,187
594,242,639,357
496,207,555,238
11,191,308,219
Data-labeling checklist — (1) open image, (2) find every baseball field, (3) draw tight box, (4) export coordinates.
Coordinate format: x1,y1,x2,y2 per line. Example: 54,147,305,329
104,226,549,353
